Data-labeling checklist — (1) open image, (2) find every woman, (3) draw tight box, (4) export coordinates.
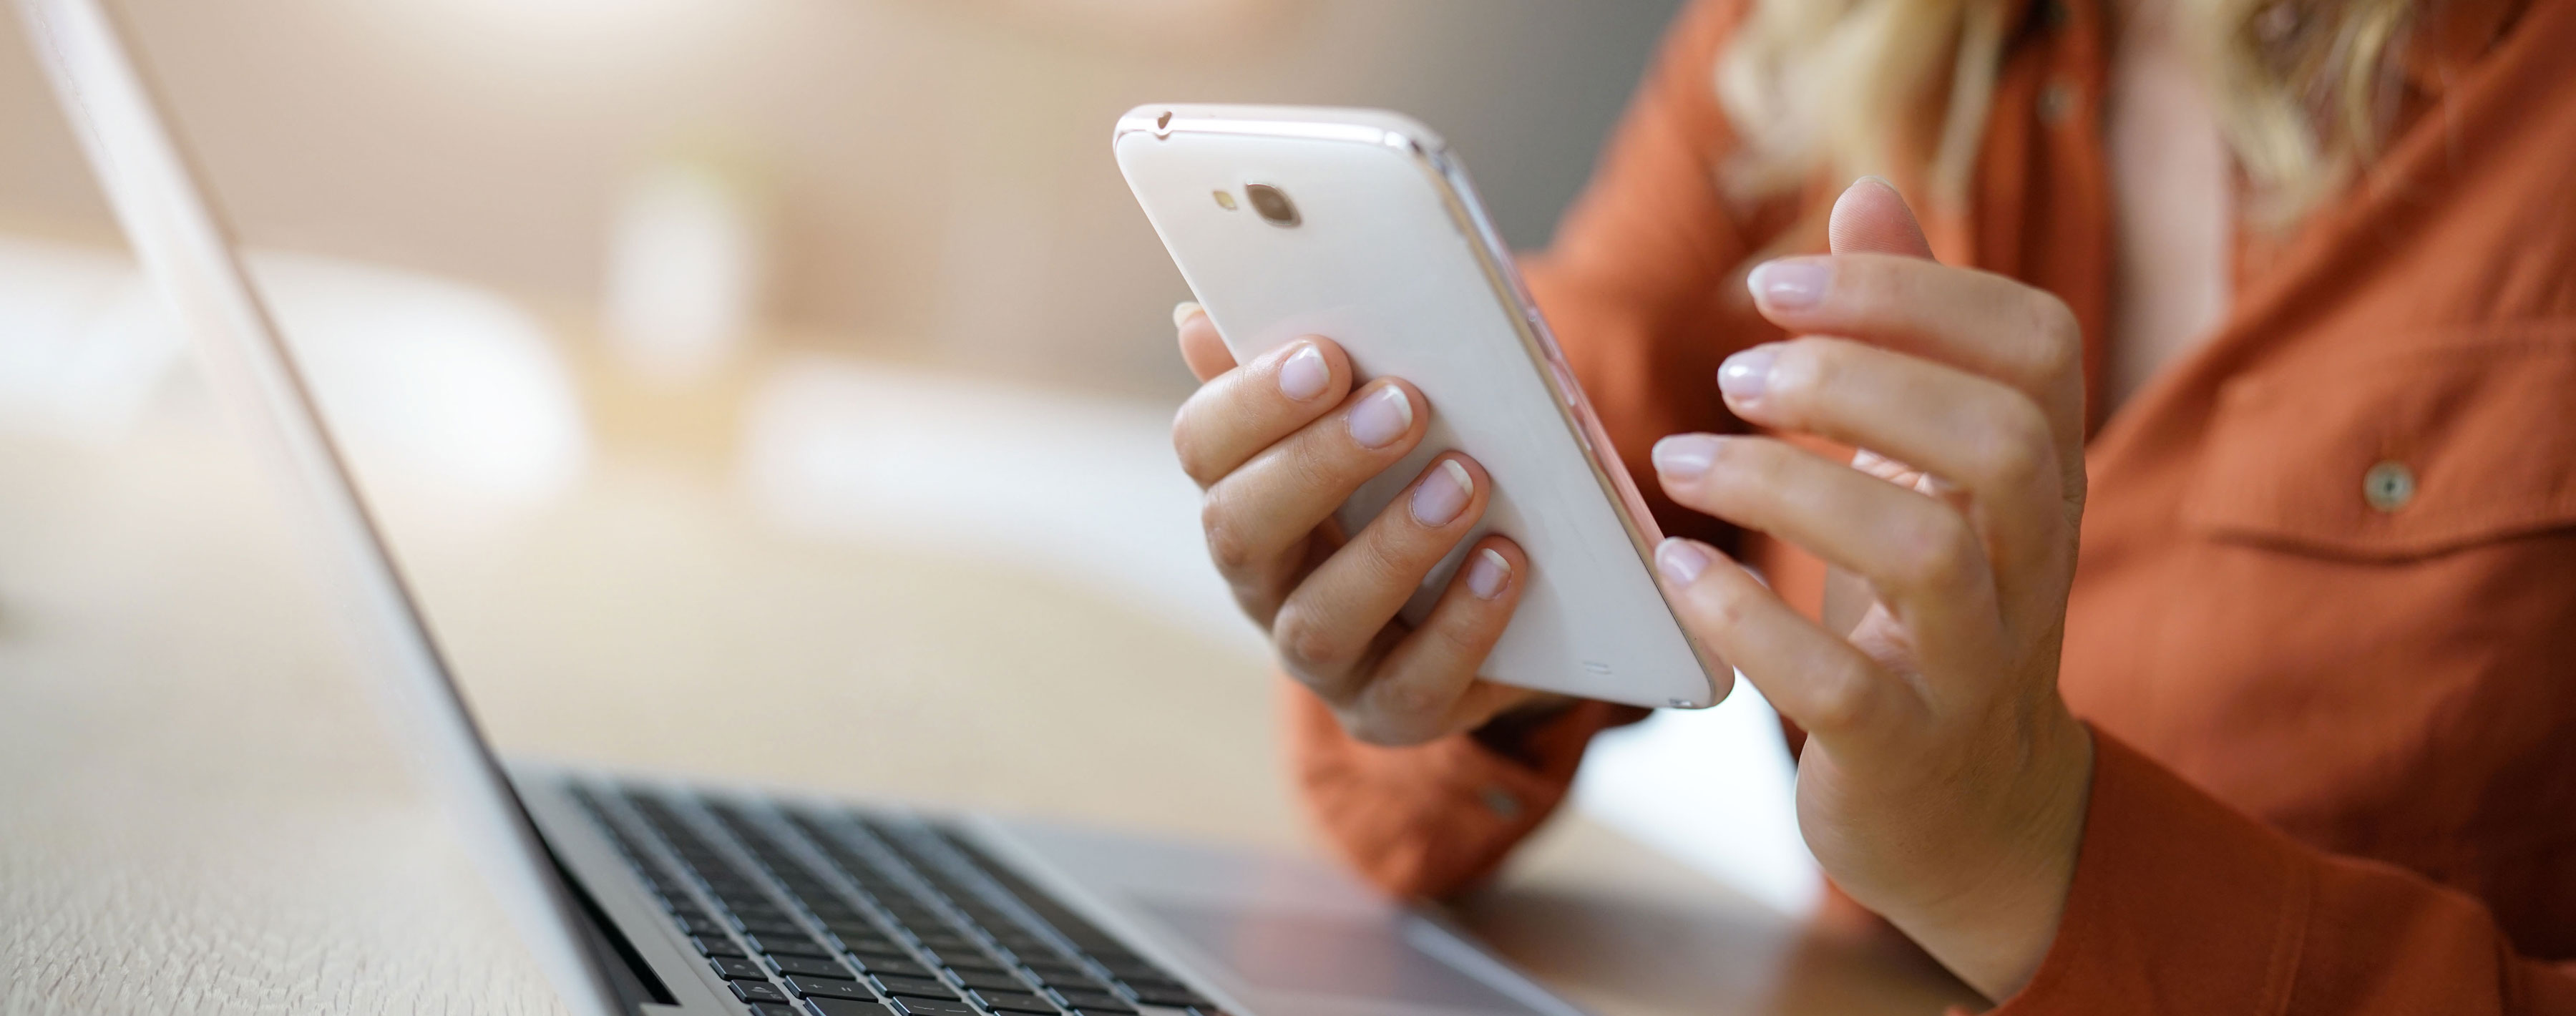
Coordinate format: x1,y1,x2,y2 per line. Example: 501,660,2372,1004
1166,0,2575,1010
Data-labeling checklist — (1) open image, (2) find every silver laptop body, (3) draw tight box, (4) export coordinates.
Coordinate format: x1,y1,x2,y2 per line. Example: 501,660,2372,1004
16,2,1594,1015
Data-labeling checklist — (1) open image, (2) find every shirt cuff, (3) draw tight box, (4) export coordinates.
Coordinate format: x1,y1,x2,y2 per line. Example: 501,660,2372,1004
1987,726,2310,1014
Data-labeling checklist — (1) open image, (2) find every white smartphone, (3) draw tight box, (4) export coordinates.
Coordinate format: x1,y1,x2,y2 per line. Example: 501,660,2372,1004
1114,104,1728,710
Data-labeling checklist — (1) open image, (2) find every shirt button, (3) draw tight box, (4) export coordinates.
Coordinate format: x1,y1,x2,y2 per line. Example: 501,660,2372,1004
2363,461,2417,512
2036,80,2079,125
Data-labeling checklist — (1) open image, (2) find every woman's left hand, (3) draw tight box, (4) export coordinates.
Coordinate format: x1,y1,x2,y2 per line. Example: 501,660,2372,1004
1648,178,2094,1002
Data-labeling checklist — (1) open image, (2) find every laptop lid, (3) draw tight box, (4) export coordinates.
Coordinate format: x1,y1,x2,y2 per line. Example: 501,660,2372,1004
16,1,626,1012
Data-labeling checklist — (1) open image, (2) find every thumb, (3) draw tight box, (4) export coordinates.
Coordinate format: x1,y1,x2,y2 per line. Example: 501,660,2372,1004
1827,177,1935,260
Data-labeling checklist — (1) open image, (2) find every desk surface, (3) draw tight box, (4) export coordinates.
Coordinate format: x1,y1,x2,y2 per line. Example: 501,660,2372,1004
0,358,1973,1016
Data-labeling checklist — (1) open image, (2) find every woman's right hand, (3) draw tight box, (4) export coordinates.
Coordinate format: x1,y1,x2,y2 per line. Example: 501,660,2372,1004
1171,303,1553,746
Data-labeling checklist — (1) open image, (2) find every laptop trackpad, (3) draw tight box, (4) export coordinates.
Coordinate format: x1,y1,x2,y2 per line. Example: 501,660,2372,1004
1139,901,1548,1016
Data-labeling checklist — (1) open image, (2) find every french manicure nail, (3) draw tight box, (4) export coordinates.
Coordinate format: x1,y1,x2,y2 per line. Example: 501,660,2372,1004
1652,434,1720,478
1656,537,1712,585
1747,260,1830,310
1277,343,1329,401
1717,346,1777,401
1465,547,1511,600
1411,459,1473,527
1347,385,1414,449
1172,301,1205,328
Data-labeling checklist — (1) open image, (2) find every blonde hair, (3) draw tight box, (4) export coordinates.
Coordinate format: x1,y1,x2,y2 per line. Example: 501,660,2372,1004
1714,0,2421,224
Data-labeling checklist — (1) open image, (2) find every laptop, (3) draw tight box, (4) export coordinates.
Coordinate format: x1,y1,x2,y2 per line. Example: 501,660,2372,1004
15,2,1598,1015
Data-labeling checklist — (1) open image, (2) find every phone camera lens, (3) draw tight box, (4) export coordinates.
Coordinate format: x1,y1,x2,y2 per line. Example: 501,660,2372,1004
1245,183,1300,228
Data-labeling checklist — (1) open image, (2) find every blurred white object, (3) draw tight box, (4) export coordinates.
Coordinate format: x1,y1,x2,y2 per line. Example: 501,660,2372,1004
0,235,185,441
253,251,591,514
740,355,1267,659
602,159,769,382
0,234,587,512
1573,678,1823,916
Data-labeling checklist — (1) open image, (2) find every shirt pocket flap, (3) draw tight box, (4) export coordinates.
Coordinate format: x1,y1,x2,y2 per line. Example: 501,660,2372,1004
2180,328,2576,560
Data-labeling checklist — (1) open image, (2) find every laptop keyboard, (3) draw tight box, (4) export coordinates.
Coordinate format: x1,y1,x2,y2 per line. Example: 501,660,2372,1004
569,784,1229,1016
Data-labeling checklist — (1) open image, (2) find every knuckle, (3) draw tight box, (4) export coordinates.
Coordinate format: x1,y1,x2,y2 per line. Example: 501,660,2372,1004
1805,661,1880,732
1270,603,1351,675
1169,405,1213,484
1765,340,1840,415
1890,509,1980,590
1698,571,1759,630
1200,495,1257,573
1345,704,1437,747
1372,677,1445,723
2024,293,2083,378
1972,400,2052,490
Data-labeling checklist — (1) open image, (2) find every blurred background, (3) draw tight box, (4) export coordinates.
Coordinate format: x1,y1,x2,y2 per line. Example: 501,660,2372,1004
0,0,1818,919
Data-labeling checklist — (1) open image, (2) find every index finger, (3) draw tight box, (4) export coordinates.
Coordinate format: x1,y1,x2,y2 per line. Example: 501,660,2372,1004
1176,302,1236,382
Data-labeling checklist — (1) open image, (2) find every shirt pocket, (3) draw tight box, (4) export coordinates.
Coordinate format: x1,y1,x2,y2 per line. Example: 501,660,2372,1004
2180,323,2576,560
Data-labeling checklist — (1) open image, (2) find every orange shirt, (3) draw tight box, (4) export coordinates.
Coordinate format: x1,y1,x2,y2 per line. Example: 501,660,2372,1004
1286,0,2576,1010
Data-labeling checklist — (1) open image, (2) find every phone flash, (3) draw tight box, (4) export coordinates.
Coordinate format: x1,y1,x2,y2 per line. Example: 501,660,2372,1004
1212,190,1238,210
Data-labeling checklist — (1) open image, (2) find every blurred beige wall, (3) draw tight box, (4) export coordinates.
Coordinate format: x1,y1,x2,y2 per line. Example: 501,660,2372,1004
0,0,1685,398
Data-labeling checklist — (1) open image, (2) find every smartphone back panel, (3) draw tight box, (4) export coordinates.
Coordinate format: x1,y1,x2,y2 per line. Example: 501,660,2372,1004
1116,104,1724,710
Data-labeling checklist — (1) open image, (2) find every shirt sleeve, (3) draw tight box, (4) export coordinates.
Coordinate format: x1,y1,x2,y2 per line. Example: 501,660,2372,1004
1283,0,1797,901
1982,730,2576,1015
1284,682,1649,897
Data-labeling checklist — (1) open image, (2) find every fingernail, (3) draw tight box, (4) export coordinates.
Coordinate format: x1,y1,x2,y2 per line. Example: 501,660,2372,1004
1747,260,1829,311
1652,434,1719,479
1347,384,1414,449
1277,342,1329,401
1172,301,1205,328
1656,537,1712,585
1410,459,1473,527
1465,547,1511,600
1717,346,1777,401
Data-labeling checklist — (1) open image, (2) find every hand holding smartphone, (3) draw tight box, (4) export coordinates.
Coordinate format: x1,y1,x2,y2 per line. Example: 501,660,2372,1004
1118,104,1728,711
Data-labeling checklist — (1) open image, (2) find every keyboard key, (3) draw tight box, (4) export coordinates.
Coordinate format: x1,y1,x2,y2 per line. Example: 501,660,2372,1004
747,934,836,958
731,980,793,1005
950,970,1033,992
839,932,907,954
770,954,857,980
672,914,730,936
916,946,997,969
788,976,879,1002
944,957,1015,977
1054,991,1137,1014
873,974,961,1000
691,936,746,959
711,957,772,981
807,999,902,1016
738,917,811,938
888,998,983,1016
746,1005,807,1016
851,954,937,980
972,990,1059,1012
1098,962,1170,982
1123,987,1210,1008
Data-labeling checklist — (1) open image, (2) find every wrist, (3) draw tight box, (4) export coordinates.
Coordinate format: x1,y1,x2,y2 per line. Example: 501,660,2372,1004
1902,711,2097,1002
